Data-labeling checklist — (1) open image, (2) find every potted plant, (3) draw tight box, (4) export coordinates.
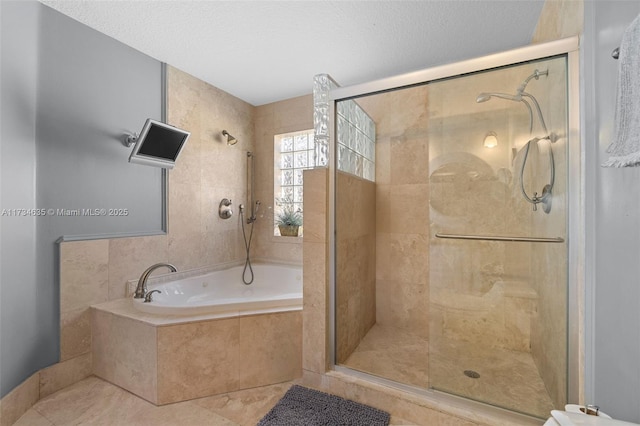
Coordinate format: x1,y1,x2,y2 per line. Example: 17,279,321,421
275,199,303,237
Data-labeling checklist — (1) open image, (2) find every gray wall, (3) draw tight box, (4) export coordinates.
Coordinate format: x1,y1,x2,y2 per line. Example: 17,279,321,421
585,1,640,422
0,0,164,398
0,0,41,399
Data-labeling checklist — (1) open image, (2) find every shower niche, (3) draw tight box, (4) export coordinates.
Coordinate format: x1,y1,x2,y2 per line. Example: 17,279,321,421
333,53,571,419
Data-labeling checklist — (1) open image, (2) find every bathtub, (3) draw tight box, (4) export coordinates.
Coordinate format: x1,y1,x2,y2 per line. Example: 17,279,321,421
132,263,303,316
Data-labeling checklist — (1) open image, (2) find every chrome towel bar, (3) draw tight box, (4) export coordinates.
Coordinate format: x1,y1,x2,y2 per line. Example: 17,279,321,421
435,233,564,243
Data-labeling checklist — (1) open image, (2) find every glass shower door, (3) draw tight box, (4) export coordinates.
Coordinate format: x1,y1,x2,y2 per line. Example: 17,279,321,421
427,55,568,418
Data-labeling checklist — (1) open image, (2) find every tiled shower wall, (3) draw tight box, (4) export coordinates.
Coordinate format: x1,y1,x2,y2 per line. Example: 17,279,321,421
357,87,431,338
427,68,534,352
165,66,255,270
426,52,572,408
529,0,583,406
531,0,584,406
528,56,569,409
335,171,376,363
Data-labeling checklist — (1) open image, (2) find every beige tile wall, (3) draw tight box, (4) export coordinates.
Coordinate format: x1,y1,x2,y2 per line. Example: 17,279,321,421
59,239,109,363
426,68,535,352
302,168,330,374
528,30,575,410
58,237,168,369
166,66,254,270
335,171,376,362
357,87,431,338
157,318,238,404
532,0,583,44
252,94,314,265
91,306,301,405
38,354,92,400
530,0,583,407
92,308,158,403
424,39,575,409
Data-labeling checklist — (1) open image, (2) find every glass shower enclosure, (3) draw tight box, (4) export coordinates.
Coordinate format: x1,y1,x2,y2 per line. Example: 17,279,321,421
331,39,580,420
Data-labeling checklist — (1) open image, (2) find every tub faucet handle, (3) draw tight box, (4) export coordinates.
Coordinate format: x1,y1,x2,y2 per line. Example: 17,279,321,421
584,405,600,416
144,290,161,303
219,198,233,219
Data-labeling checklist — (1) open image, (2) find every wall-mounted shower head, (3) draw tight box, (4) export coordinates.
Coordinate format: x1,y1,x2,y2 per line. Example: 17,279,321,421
222,130,237,145
476,92,522,103
476,93,492,103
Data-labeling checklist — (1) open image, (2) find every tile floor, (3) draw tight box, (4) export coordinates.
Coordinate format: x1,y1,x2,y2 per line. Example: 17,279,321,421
14,376,415,425
343,324,554,419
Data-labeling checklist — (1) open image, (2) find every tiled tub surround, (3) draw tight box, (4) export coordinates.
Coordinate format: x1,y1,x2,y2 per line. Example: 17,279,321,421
49,68,309,419
57,64,259,375
91,299,302,405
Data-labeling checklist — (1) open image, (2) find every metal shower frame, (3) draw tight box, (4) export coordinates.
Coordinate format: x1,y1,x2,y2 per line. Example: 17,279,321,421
326,36,583,422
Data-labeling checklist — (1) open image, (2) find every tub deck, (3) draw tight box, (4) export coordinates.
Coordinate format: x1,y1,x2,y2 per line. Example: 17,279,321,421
90,263,303,406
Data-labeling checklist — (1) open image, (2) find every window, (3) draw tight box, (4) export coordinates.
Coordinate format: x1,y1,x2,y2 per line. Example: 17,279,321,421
336,99,376,181
274,130,315,236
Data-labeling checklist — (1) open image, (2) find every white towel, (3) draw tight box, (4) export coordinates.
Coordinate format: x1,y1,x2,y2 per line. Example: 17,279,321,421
603,13,640,167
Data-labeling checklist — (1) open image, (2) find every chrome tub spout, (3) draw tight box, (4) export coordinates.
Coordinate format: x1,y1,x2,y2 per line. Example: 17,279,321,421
133,263,177,299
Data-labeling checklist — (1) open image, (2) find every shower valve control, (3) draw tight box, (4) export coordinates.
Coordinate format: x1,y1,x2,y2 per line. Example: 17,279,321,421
219,198,233,219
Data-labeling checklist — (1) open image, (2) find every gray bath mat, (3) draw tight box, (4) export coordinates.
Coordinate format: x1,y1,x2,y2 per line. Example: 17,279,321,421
257,385,390,426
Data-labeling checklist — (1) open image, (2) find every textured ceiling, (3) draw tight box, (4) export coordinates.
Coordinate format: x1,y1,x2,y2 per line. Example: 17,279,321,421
40,1,545,106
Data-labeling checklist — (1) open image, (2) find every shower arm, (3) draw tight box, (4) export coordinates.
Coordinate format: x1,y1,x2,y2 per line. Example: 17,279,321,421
517,69,547,94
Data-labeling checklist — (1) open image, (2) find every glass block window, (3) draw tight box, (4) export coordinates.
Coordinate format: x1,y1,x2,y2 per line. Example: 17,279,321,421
274,129,315,236
313,74,339,168
336,99,376,181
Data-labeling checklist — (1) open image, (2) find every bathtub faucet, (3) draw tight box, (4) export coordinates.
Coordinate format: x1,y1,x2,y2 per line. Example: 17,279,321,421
133,263,177,299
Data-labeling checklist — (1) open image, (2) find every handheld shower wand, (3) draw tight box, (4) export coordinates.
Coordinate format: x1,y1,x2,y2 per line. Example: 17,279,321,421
250,200,261,223
476,68,555,213
240,151,259,284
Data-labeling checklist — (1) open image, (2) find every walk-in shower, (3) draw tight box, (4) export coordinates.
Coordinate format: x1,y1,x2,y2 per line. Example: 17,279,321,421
329,38,581,421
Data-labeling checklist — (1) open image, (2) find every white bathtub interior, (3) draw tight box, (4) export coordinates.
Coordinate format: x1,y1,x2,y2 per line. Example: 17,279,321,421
130,263,302,316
